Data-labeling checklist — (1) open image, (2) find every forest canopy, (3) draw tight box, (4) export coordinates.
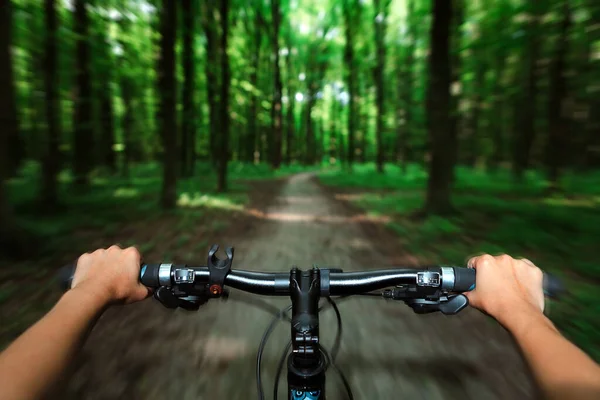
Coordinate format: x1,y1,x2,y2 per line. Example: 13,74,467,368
1,0,599,217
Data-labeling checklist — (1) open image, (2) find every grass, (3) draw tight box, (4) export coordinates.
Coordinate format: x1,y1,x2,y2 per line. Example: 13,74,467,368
0,160,314,348
319,163,600,361
5,161,314,253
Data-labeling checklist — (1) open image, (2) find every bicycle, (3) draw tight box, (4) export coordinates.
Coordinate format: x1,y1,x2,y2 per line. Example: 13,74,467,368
63,245,562,400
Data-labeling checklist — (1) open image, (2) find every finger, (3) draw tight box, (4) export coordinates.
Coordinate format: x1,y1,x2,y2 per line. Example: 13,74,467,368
519,258,536,268
467,256,478,269
464,289,477,304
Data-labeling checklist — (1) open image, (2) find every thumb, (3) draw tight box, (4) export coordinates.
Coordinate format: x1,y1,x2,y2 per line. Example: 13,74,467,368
464,289,478,307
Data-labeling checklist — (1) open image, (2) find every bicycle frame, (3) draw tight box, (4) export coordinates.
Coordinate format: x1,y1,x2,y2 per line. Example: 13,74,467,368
60,244,562,399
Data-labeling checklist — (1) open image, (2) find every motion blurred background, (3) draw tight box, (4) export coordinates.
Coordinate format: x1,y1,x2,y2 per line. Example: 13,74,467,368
0,0,599,398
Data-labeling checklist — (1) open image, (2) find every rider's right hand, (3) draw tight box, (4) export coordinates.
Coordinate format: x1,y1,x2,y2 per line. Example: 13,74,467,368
71,245,150,306
465,254,545,327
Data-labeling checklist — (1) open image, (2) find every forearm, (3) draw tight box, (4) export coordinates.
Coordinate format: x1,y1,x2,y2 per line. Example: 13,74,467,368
0,288,107,400
504,308,600,400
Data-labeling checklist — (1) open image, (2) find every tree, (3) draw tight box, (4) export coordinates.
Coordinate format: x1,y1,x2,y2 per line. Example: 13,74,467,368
157,0,177,208
200,0,219,166
487,1,511,172
397,0,416,172
343,0,360,170
40,0,61,207
464,60,485,167
181,0,196,177
118,13,135,177
513,2,543,180
270,0,283,169
284,22,295,165
448,0,463,177
373,0,390,173
73,0,94,188
96,11,116,173
424,0,454,214
244,6,264,164
0,0,18,246
217,0,231,192
545,1,571,188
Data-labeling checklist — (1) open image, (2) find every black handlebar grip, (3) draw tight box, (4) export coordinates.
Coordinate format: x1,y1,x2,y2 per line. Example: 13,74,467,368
452,267,476,292
543,273,565,299
452,267,565,299
58,263,158,292
58,264,76,291
140,264,161,287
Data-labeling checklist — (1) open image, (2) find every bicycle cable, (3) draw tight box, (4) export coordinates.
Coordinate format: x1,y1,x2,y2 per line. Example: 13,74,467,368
257,304,292,400
273,340,292,399
321,347,355,400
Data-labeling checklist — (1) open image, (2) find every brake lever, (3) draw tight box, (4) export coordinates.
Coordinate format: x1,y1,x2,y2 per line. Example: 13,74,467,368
404,294,469,315
154,287,216,311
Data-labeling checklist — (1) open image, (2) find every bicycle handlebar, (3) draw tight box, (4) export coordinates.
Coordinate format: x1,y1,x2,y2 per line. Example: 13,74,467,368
137,264,475,296
61,262,564,298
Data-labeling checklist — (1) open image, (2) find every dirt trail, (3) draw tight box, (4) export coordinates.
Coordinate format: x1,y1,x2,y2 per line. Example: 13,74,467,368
64,174,535,400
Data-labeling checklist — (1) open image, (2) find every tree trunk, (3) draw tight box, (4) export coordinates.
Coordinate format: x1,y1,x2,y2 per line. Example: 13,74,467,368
397,0,415,172
358,75,368,163
373,0,389,173
201,1,219,167
285,36,296,165
157,0,177,208
343,0,358,170
121,79,134,178
304,79,317,165
329,98,339,162
270,0,283,169
217,0,230,192
448,0,463,179
0,0,17,245
424,0,454,215
96,18,116,174
118,17,134,177
285,28,295,165
583,2,600,169
489,52,507,171
181,0,195,177
40,0,61,207
73,0,94,189
465,61,484,167
545,1,571,188
513,6,541,180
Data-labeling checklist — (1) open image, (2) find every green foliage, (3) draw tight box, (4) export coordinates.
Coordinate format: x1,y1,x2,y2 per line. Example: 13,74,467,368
319,163,600,361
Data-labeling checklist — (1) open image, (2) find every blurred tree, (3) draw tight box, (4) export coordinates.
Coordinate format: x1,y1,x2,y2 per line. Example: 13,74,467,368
118,13,135,177
513,1,544,181
40,0,61,207
448,0,463,178
72,0,94,189
343,0,360,170
217,0,231,192
373,0,390,173
270,0,283,169
545,0,571,189
181,0,196,177
157,0,177,208
425,0,453,214
200,0,219,166
284,21,295,165
95,6,116,173
396,0,416,172
0,0,18,243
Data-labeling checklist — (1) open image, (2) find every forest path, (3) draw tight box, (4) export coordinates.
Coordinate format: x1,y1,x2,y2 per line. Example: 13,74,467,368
65,173,535,400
